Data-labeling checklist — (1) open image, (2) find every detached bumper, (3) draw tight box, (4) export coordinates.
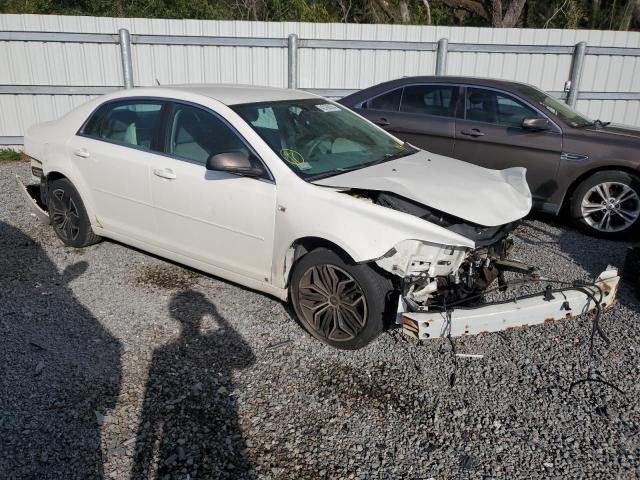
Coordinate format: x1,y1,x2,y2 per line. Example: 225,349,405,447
402,268,619,340
15,175,49,223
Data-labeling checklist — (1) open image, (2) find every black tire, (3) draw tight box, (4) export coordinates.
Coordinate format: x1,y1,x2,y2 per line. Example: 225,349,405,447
47,178,101,248
570,170,640,239
289,247,395,350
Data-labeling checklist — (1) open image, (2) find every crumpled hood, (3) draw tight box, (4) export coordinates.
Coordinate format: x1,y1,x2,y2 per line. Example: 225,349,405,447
313,150,532,227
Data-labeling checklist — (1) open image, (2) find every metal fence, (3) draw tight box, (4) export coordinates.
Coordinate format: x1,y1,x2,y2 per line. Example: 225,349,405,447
1,14,640,145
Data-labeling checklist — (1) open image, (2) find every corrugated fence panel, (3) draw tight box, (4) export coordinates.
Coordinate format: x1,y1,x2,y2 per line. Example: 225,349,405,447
0,94,95,139
0,14,639,142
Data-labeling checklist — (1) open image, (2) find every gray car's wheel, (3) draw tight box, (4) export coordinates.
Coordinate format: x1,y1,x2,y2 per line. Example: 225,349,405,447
290,248,395,350
570,171,640,238
48,178,101,248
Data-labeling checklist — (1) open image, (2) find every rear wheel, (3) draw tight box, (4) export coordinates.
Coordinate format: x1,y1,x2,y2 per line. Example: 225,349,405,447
570,171,640,238
48,178,101,248
290,248,395,350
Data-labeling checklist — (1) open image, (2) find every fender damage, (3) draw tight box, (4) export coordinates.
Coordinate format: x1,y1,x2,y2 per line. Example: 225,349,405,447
313,152,619,340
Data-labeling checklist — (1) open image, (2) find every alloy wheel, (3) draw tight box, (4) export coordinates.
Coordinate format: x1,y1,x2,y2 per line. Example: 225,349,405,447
580,181,640,233
50,188,81,242
296,264,368,342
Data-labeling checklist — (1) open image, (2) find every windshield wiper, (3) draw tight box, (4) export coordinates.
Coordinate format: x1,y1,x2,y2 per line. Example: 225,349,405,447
366,149,415,167
306,148,416,182
575,118,610,128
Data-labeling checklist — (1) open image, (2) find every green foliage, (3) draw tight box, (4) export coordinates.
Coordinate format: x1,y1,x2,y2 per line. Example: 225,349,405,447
0,148,22,161
0,0,638,30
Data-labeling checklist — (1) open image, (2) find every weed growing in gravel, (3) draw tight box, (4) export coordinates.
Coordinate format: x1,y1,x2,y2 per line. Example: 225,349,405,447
0,148,22,162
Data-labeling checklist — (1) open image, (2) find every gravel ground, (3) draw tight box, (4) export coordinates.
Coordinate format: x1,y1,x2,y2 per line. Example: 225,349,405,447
1,159,639,480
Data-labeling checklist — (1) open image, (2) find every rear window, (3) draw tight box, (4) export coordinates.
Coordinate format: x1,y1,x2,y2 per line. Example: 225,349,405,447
400,85,458,117
363,88,402,112
83,100,164,150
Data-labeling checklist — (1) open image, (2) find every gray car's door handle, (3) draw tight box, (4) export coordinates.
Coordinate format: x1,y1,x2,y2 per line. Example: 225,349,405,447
375,118,390,127
153,168,177,180
460,129,485,138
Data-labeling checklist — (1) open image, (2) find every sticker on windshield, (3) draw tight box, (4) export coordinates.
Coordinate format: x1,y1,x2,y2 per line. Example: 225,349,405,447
281,148,304,165
316,103,341,113
281,148,312,171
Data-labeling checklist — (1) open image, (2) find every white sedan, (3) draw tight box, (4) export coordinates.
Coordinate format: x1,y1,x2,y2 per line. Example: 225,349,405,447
19,85,618,349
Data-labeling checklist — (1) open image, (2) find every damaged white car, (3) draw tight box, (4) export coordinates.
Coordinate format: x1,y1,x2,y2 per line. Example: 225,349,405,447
19,85,619,349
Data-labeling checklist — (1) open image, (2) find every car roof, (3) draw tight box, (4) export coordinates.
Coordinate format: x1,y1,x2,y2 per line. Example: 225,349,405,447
155,84,319,105
339,76,536,104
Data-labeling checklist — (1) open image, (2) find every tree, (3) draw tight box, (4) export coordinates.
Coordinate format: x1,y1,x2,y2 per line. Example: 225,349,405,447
0,0,637,30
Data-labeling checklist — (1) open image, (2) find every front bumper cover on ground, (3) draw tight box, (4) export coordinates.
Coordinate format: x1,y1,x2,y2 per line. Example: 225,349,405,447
16,175,49,223
402,268,619,340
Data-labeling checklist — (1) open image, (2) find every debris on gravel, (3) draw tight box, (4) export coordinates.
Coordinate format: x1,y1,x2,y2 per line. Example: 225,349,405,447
1,161,639,479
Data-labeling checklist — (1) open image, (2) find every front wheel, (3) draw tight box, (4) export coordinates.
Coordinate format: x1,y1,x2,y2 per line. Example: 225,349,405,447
570,170,640,238
289,248,395,350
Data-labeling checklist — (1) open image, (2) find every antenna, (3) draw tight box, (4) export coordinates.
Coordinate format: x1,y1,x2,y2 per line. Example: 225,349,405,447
155,78,161,86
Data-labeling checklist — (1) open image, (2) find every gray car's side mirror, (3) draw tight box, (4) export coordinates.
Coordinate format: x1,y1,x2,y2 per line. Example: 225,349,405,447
522,117,550,131
206,151,264,178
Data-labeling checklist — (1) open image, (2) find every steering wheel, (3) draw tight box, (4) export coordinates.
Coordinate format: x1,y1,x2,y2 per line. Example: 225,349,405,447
305,134,333,160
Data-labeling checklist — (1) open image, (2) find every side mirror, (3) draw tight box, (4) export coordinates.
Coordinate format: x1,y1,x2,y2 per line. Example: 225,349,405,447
522,117,550,131
205,151,264,178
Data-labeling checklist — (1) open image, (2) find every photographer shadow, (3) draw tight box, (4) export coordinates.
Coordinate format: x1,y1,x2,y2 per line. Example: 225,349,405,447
131,290,256,479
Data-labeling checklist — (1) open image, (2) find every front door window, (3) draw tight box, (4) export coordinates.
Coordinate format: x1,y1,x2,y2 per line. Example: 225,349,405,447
465,88,540,127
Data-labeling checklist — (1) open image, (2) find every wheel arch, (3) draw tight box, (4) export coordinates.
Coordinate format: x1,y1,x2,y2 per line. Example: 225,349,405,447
281,236,362,290
560,165,640,213
44,170,99,227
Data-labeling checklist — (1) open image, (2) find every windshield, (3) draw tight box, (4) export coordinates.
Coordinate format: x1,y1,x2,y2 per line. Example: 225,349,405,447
515,85,593,127
232,99,416,180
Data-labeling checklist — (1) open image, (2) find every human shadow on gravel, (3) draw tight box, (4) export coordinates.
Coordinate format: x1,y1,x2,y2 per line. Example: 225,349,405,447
0,222,122,479
131,290,256,479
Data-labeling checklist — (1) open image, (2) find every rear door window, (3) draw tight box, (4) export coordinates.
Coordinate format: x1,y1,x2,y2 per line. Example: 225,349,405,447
83,100,164,150
363,88,402,112
400,85,458,117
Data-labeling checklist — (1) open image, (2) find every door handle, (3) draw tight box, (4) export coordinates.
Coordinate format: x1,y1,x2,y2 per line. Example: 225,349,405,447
460,129,485,138
375,118,390,127
153,168,177,180
73,148,90,158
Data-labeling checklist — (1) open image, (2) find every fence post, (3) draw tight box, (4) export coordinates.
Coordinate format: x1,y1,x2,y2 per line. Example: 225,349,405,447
435,38,448,76
287,33,299,89
118,28,134,89
567,41,586,107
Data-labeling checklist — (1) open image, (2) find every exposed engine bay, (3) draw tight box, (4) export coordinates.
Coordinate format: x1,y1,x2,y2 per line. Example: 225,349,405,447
344,189,537,312
334,188,618,343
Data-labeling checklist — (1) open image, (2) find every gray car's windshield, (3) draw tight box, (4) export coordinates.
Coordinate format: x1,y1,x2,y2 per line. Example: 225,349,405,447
515,85,593,127
232,99,416,180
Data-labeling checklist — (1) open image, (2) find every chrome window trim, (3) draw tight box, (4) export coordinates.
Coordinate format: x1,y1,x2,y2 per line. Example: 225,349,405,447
356,81,562,133
76,96,275,183
461,86,562,133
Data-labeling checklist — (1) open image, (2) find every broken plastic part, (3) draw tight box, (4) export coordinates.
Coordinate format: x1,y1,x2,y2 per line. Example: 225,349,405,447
401,268,619,340
15,175,49,224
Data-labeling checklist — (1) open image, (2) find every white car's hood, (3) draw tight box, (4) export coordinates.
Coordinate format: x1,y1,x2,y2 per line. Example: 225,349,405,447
313,150,532,227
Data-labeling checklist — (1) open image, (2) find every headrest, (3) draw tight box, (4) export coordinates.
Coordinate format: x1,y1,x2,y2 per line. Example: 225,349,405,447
469,93,488,104
109,109,138,127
